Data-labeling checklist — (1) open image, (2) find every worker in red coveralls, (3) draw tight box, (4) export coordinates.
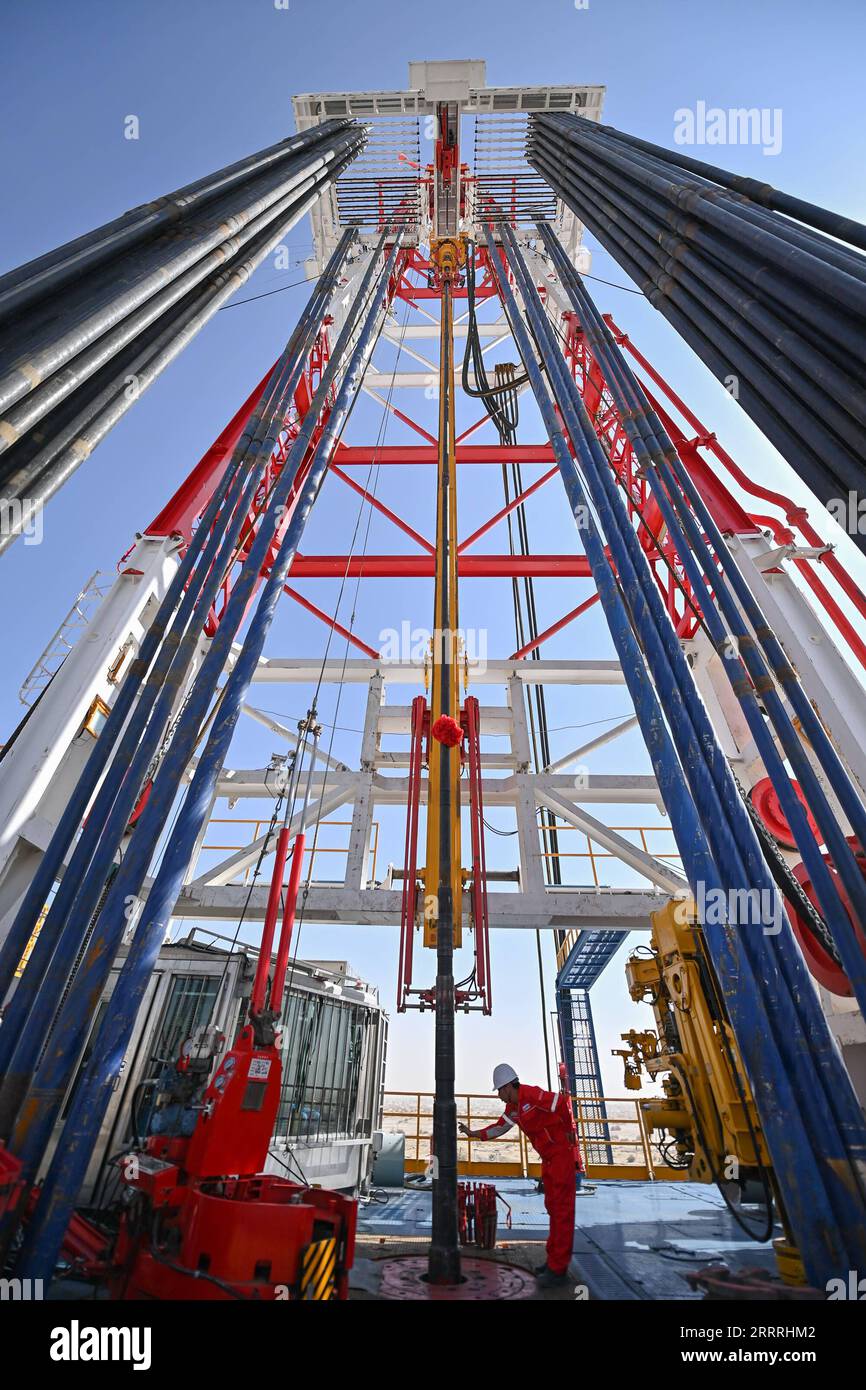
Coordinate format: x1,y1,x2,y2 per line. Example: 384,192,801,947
459,1063,577,1288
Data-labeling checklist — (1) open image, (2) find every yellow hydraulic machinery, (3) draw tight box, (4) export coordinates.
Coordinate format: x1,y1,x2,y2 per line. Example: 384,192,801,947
612,1030,658,1091
617,898,805,1283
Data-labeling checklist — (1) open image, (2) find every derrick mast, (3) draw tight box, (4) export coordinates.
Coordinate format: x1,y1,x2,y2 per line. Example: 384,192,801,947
1,57,866,1301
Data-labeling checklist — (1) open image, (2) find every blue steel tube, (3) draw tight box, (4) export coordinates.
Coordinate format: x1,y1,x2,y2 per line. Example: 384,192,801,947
0,230,357,1064
669,446,866,871
563,280,866,1010
543,195,866,893
527,135,863,508
511,236,866,1273
522,219,861,967
538,221,866,1001
507,225,866,1189
1,229,388,1218
483,225,859,1281
0,462,260,1101
504,226,776,902
529,234,866,1245
14,231,401,1282
663,478,866,1010
0,469,238,1006
546,230,859,901
0,473,273,1124
0,232,374,1212
502,226,866,1261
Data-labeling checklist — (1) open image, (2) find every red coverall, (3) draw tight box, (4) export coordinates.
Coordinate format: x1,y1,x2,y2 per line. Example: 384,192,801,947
476,1084,577,1275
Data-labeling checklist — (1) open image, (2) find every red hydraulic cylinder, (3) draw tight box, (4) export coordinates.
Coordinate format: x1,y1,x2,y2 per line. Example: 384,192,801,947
270,832,306,1010
464,697,491,1014
250,826,291,1015
398,696,426,1011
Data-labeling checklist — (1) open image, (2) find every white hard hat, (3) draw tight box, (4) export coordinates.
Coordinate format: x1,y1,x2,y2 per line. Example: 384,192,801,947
492,1062,518,1091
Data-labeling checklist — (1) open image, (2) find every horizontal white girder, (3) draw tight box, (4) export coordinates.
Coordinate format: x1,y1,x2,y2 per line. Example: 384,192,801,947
172,883,662,929
247,658,627,685
210,768,662,805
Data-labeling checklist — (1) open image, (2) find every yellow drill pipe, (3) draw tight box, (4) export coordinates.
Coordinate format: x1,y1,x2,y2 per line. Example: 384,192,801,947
424,271,462,947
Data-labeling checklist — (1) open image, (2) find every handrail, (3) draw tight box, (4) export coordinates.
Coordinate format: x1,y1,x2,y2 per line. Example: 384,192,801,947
201,815,379,884
608,315,866,672
381,1089,681,1182
536,822,682,890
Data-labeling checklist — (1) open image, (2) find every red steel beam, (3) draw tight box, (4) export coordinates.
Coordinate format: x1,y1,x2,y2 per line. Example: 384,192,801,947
458,466,560,554
610,318,866,646
510,593,601,660
282,585,379,658
330,463,435,553
396,286,495,300
333,444,556,465
455,415,493,444
375,400,438,445
289,554,592,578
147,367,274,540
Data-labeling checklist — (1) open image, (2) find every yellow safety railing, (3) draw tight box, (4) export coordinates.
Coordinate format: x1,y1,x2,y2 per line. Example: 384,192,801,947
541,823,682,891
552,825,682,972
381,1090,682,1181
202,817,379,884
557,932,578,973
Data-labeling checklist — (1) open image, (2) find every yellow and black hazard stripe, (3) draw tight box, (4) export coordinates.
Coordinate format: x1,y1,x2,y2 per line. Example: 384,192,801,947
299,1237,338,1300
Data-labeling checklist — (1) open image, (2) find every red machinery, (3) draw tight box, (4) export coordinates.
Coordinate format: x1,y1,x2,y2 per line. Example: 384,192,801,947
458,1182,497,1249
0,1141,23,1219
110,836,357,1301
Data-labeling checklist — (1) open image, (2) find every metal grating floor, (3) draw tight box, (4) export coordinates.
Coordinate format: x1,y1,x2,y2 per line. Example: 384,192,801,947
354,1178,782,1300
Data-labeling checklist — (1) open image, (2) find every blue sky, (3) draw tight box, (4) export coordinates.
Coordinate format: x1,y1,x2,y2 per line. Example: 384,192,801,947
2,0,865,1099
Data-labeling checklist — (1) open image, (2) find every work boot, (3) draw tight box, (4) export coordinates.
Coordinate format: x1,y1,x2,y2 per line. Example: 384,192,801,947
536,1267,571,1289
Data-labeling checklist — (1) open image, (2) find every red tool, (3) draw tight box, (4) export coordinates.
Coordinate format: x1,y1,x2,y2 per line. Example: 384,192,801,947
458,1182,499,1249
